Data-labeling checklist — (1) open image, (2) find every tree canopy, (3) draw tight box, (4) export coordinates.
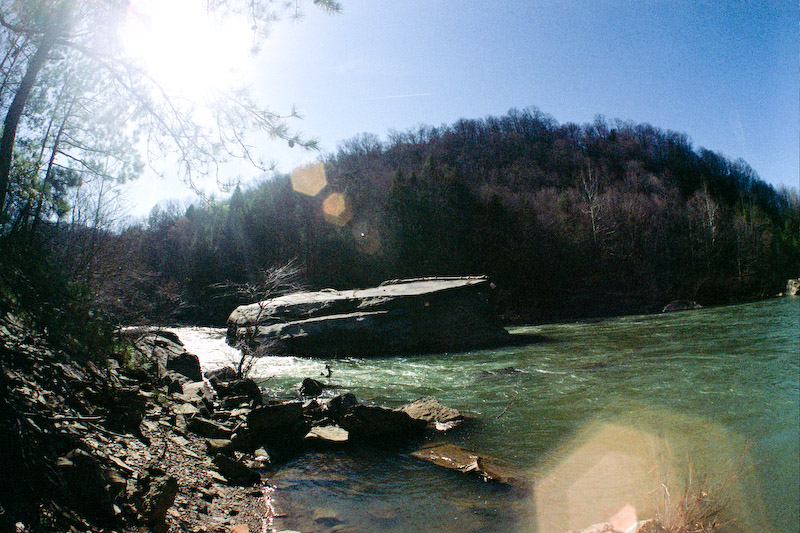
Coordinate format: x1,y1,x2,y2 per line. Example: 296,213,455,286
0,0,341,229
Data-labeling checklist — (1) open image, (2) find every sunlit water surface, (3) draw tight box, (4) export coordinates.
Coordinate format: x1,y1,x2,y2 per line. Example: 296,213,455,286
173,297,799,532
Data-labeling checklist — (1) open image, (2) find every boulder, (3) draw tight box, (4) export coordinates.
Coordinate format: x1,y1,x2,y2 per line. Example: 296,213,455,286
300,377,324,397
787,278,800,296
410,442,522,487
661,300,702,313
226,276,511,357
247,401,303,439
304,425,349,447
212,454,261,486
400,397,465,430
213,378,261,402
133,332,202,382
339,404,426,442
325,392,359,420
136,470,179,527
205,366,238,384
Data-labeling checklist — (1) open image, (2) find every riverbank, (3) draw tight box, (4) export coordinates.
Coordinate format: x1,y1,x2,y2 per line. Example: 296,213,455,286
0,314,274,532
3,296,797,532
0,315,476,532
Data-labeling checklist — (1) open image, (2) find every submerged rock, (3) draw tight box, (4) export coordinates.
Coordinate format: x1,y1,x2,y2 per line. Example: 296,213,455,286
410,442,522,487
226,276,511,357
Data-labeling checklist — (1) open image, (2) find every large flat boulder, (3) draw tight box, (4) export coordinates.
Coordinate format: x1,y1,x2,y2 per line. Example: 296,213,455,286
226,276,510,357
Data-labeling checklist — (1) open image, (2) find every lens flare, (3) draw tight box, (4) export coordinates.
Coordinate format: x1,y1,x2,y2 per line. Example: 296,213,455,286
322,192,353,226
291,162,327,196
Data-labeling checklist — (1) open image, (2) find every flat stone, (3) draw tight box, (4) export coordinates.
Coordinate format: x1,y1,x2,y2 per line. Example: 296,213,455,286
410,442,522,487
400,397,464,429
226,276,511,357
187,417,232,439
304,425,349,445
173,402,200,415
206,439,234,455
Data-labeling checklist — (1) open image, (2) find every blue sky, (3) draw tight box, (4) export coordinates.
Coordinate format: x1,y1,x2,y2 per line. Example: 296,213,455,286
125,0,799,216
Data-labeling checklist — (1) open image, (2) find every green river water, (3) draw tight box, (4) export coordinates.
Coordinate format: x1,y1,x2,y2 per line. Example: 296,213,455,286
175,297,799,532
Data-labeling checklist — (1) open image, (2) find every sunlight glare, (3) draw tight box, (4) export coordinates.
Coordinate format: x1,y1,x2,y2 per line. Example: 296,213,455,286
121,0,253,99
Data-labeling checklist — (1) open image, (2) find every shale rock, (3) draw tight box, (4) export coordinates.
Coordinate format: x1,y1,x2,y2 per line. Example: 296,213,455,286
212,454,260,486
136,470,179,528
132,332,203,383
339,404,427,442
187,416,232,439
226,276,511,357
400,396,465,430
411,442,521,487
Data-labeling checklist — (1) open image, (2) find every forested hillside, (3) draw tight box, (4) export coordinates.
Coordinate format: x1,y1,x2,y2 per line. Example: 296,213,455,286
107,108,799,324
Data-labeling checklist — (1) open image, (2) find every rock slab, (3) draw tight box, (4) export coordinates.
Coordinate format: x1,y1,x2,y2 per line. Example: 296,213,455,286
226,276,510,357
411,442,521,487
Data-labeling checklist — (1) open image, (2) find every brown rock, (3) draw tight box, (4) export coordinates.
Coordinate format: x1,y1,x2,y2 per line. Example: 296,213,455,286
400,397,464,430
137,472,179,527
304,425,349,446
410,442,522,487
187,417,233,439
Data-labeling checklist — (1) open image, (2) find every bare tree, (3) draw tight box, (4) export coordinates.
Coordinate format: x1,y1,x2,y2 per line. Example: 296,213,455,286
0,0,342,222
212,259,305,378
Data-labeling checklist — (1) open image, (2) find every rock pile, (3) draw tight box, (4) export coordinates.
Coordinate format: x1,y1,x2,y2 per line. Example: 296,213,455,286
0,317,469,532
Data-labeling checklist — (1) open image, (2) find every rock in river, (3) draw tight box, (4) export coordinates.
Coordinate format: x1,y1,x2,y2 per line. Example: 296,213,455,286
400,396,465,430
226,276,511,357
661,300,702,313
411,442,522,488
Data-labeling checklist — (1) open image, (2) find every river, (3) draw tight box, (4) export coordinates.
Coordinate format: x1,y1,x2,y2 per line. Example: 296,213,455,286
172,297,799,532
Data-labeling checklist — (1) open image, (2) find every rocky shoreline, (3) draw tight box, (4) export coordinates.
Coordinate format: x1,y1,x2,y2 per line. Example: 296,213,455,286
0,316,507,533
1,312,719,533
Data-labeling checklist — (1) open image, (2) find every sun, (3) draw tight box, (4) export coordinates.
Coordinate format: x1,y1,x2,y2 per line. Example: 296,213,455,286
120,0,254,100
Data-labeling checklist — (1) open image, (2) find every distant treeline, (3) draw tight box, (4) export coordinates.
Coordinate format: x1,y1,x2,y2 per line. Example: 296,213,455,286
17,108,799,326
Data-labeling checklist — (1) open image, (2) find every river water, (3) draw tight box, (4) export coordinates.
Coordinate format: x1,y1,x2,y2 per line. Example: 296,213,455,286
173,297,799,532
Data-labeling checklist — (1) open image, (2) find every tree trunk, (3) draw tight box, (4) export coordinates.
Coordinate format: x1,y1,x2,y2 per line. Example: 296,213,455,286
0,1,72,217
